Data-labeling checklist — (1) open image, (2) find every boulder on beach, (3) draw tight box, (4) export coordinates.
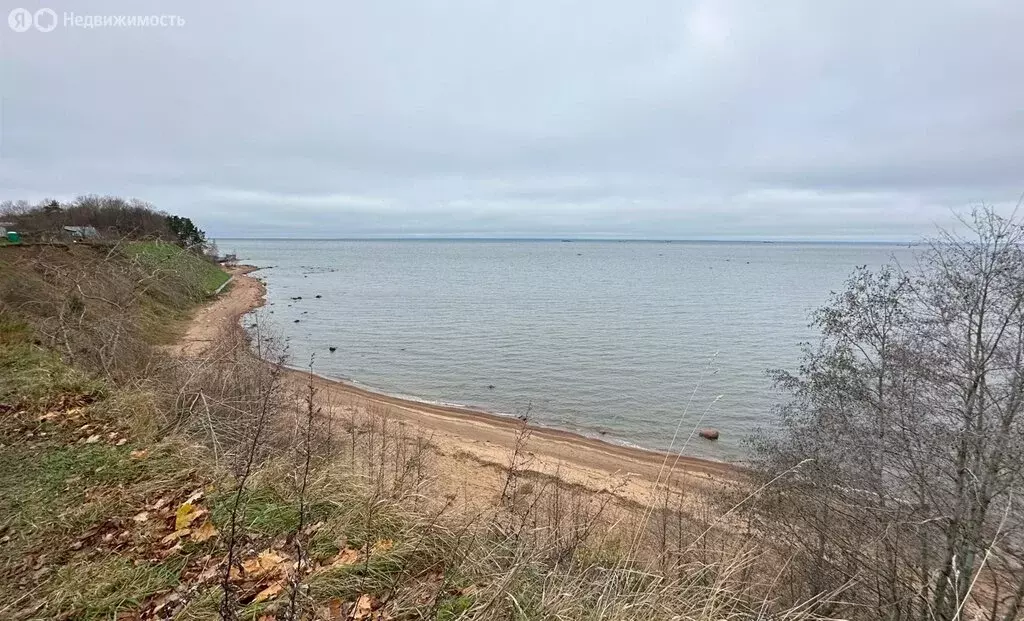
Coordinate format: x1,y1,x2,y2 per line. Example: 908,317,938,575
699,428,720,441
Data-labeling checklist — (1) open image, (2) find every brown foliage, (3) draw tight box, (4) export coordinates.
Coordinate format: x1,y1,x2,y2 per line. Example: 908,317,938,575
0,244,208,380
1,195,175,243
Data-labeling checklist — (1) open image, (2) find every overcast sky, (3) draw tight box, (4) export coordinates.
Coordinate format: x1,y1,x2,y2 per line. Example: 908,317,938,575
1,0,1022,239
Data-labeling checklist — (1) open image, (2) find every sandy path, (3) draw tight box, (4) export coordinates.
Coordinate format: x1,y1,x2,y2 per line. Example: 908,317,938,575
173,265,266,356
177,266,740,507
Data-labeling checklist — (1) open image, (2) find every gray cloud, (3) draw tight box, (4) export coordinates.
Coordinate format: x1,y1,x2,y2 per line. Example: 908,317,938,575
1,0,1021,239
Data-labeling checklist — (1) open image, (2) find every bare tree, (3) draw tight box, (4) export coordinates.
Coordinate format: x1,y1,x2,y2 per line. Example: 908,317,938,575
749,207,1024,621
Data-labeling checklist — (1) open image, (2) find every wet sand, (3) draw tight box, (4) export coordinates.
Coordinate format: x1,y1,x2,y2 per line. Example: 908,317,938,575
177,266,741,506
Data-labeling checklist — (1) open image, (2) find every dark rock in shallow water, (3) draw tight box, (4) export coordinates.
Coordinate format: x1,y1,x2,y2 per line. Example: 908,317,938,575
699,428,720,441
293,319,300,323
487,384,495,389
329,346,337,352
315,294,322,298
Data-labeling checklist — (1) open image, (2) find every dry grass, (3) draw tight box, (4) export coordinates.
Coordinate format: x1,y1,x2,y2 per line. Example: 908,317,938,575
0,242,223,380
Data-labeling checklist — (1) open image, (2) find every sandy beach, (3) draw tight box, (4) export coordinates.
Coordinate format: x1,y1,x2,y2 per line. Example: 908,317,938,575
177,266,740,507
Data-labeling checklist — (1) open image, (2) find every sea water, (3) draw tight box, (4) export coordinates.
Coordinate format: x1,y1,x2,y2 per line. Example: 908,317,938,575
224,239,912,460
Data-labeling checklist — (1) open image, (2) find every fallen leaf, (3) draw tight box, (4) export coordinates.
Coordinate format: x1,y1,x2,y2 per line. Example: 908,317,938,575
174,502,194,530
160,528,191,544
84,434,101,444
371,539,394,554
253,581,285,603
260,549,288,565
130,449,149,459
175,502,206,531
198,563,221,583
352,594,375,621
326,598,343,620
241,549,290,578
161,540,183,557
259,550,288,573
241,557,263,576
191,520,218,543
150,590,181,613
115,438,128,446
132,511,149,523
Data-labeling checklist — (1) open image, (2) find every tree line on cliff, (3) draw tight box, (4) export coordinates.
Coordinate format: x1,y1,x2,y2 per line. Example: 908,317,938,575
1,195,211,252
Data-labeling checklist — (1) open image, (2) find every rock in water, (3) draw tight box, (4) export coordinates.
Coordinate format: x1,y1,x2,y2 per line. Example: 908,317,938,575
699,428,720,441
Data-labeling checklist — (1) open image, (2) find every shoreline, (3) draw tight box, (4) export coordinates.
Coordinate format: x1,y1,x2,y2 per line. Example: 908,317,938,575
181,264,741,504
283,362,739,480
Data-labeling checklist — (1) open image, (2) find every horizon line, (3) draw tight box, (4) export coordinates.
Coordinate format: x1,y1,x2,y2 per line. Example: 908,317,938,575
211,236,918,244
